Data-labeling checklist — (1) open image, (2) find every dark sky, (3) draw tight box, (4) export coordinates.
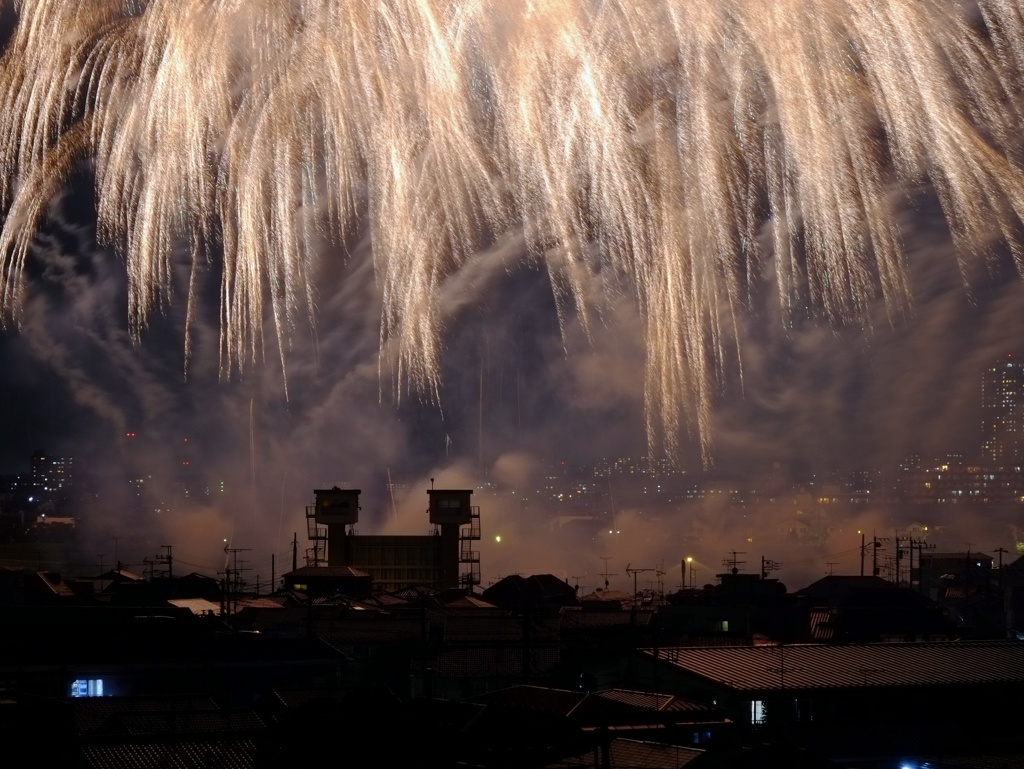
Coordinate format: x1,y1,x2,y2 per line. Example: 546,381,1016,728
2,3,1024,584
3,174,1018,486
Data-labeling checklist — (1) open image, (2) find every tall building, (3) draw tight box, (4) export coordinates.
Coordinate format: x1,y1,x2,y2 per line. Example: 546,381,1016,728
30,450,73,493
982,355,1024,467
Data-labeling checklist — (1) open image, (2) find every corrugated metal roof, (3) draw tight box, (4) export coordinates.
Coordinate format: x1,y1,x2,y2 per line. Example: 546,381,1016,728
809,609,835,641
596,689,712,714
81,739,258,769
113,710,265,736
73,697,221,736
646,641,1024,692
607,739,703,768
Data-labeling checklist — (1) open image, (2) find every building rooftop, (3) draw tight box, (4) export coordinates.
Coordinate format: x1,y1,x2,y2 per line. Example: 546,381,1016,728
80,740,258,769
646,640,1024,692
544,737,704,768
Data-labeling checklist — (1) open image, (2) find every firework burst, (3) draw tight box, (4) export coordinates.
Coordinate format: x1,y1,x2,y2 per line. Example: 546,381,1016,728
1,0,1023,461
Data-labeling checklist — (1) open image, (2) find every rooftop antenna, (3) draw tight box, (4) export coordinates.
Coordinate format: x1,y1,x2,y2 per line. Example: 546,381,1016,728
723,551,747,575
599,556,617,590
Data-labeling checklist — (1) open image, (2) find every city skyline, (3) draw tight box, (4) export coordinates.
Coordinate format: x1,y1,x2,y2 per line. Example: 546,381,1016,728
0,4,1023,582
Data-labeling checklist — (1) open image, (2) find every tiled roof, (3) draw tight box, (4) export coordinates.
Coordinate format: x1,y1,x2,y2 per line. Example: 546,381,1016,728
284,566,370,578
316,616,425,643
560,610,653,629
37,571,76,597
579,589,633,602
470,686,725,726
444,615,559,641
109,710,265,736
441,594,498,609
544,738,703,768
81,739,258,769
647,640,1024,692
73,697,221,737
235,597,287,610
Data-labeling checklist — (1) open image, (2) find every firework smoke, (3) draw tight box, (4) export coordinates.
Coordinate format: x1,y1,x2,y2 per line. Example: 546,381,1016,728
1,1,1024,462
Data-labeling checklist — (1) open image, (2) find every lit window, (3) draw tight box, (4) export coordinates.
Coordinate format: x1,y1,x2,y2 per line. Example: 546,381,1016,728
70,679,104,697
751,700,766,724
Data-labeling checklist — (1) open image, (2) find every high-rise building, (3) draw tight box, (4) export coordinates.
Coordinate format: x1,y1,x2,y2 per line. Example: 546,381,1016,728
981,355,1024,467
30,449,73,493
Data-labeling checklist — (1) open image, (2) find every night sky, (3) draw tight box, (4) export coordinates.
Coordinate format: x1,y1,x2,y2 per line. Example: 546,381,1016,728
2,3,1024,586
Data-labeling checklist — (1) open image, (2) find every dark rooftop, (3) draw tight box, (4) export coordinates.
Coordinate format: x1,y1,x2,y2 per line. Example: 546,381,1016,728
647,640,1024,692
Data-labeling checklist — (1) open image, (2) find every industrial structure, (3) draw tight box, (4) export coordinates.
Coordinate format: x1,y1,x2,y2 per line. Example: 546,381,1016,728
304,486,480,593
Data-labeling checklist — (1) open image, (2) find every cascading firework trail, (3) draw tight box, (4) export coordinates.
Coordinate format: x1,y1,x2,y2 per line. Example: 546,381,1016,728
1,0,1024,462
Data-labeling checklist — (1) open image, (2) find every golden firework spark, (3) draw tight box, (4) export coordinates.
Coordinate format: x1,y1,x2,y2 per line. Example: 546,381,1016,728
1,0,1023,462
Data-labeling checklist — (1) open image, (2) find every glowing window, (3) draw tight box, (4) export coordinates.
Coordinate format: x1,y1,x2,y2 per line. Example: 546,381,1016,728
70,679,104,698
751,700,766,724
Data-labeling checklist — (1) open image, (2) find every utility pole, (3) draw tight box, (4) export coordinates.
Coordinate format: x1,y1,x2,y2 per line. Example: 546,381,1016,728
625,564,655,625
994,546,1009,592
625,564,655,686
966,542,974,596
655,566,666,598
158,544,173,579
761,556,782,579
895,537,906,587
225,547,252,613
912,538,936,593
292,532,298,573
860,532,865,576
871,534,888,578
218,568,230,617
